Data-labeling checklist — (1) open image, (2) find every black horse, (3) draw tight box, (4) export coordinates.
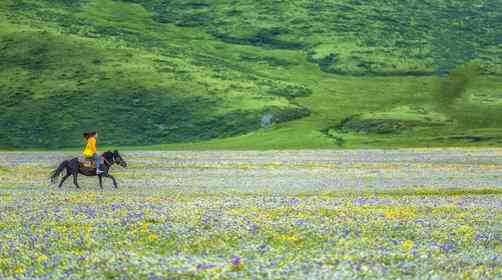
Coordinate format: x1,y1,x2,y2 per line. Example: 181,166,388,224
50,150,127,189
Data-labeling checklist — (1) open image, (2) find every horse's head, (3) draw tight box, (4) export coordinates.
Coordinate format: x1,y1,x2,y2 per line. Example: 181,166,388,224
112,150,128,168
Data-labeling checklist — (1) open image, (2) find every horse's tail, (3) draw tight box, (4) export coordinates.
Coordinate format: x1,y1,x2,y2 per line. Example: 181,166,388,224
50,160,68,184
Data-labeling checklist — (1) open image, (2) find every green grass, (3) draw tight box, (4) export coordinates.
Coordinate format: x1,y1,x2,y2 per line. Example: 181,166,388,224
1,0,502,149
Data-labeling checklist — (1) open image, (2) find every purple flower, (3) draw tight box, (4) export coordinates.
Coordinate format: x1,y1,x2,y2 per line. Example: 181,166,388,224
439,242,454,252
111,204,122,211
197,263,215,271
231,256,241,266
295,220,306,226
250,224,259,235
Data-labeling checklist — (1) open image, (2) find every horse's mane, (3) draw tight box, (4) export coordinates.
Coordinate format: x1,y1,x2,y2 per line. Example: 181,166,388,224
102,150,114,160
102,150,120,160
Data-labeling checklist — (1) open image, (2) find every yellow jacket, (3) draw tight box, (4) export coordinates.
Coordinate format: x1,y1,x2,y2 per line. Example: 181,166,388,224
83,137,97,157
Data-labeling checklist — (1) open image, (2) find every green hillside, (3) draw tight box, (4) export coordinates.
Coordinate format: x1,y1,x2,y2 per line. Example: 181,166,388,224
1,0,502,149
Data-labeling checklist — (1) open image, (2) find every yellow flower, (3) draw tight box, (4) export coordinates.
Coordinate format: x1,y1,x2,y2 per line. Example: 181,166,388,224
274,234,300,242
402,240,414,251
84,224,93,234
384,207,416,220
148,234,158,241
73,249,83,256
142,223,149,232
37,255,48,262
14,265,25,274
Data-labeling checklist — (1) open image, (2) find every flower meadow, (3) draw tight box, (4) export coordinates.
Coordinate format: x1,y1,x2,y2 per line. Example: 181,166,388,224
0,150,502,279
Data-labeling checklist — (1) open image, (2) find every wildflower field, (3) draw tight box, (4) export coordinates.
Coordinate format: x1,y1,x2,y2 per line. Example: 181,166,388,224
1,149,502,279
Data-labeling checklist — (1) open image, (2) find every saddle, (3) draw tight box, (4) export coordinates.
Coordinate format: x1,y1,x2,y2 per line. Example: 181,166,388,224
79,158,104,169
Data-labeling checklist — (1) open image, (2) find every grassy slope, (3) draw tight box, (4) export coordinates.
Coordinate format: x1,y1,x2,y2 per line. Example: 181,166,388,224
0,0,308,148
1,0,502,149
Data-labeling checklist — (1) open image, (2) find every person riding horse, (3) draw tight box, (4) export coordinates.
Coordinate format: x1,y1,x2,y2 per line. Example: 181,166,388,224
50,132,127,189
83,131,103,174
50,150,127,189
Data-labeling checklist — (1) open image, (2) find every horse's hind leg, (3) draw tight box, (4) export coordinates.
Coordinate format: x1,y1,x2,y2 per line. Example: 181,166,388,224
58,174,71,188
73,173,81,189
98,175,103,189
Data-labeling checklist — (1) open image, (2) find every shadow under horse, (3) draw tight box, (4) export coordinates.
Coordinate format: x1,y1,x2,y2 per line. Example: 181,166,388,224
50,150,127,189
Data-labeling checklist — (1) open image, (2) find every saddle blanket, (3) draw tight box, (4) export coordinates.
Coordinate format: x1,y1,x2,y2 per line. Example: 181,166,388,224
79,158,104,169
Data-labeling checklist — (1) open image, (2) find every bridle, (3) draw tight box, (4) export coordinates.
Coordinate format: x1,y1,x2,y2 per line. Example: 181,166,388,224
102,152,126,170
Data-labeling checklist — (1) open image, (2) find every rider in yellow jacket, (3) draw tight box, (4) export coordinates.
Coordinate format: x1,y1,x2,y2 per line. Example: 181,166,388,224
83,132,103,174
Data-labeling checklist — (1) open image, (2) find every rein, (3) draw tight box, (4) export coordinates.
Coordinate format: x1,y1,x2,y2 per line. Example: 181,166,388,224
103,157,113,167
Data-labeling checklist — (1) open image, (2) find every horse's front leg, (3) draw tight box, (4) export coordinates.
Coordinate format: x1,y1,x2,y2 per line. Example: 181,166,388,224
105,174,118,188
98,175,103,189
73,173,81,189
